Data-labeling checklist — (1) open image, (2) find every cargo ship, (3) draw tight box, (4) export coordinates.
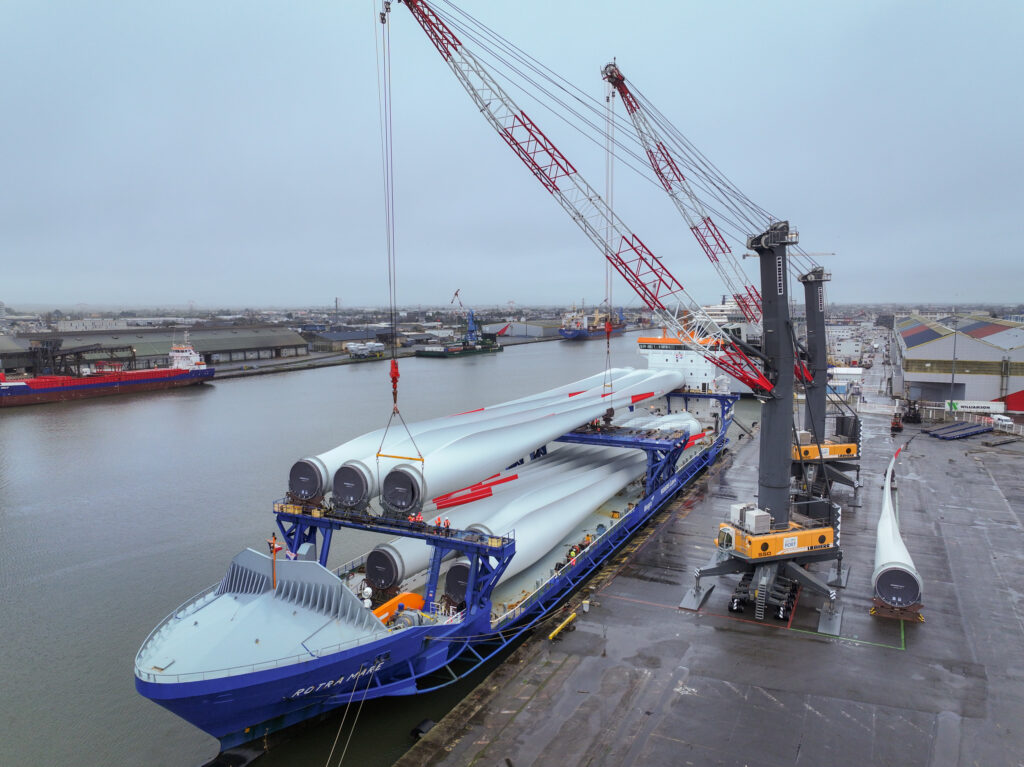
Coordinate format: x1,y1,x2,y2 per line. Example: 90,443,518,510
0,336,213,407
134,370,735,752
559,306,625,340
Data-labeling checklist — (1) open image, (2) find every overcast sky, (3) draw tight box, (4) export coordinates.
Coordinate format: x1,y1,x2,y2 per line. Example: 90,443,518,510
2,1,1022,311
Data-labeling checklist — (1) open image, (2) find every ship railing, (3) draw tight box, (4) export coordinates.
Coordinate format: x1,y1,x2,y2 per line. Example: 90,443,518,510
134,582,222,668
135,629,388,684
427,601,462,622
493,441,714,627
331,554,370,590
440,608,466,625
493,494,634,627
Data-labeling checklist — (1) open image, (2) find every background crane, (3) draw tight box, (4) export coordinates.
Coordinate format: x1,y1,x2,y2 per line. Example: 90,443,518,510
602,61,762,325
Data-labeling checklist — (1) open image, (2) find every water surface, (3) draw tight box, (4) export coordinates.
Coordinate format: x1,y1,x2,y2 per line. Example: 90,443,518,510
1,336,659,766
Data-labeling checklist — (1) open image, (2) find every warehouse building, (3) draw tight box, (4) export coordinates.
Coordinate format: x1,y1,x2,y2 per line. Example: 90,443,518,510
6,326,308,373
482,321,561,338
0,334,33,372
892,315,1024,410
305,330,379,353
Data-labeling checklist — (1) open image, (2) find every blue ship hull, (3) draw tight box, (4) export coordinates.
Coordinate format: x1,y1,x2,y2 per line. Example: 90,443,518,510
136,392,735,751
559,325,625,341
137,612,491,747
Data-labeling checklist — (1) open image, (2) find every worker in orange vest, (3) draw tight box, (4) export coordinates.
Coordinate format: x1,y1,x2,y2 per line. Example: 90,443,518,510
443,517,451,536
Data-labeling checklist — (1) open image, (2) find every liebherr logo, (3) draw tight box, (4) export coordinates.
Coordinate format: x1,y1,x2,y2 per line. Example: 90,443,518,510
776,255,784,296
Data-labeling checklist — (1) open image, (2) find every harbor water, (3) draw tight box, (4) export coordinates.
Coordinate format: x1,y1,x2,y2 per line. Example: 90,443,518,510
1,333,733,767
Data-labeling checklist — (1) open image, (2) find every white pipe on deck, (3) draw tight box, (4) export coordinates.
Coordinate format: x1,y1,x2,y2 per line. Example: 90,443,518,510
871,449,923,609
380,370,683,512
444,452,646,600
331,373,650,508
364,445,627,588
290,368,638,500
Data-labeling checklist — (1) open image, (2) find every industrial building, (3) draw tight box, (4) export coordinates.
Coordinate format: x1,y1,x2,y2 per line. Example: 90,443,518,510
0,334,30,371
305,329,380,353
482,321,561,338
2,326,308,374
892,315,1024,410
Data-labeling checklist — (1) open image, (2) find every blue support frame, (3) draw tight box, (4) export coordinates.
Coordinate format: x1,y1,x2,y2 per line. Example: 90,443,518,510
556,392,737,495
272,504,516,609
274,516,328,566
274,392,734,615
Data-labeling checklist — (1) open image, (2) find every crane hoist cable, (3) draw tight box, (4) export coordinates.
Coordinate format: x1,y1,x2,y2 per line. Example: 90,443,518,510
427,0,820,288
375,1,423,477
602,71,616,407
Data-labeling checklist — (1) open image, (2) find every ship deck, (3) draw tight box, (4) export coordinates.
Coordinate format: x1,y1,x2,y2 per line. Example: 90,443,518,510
396,382,1024,766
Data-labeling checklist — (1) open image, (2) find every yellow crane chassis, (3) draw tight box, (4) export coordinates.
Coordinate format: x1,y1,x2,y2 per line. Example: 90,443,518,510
718,522,835,559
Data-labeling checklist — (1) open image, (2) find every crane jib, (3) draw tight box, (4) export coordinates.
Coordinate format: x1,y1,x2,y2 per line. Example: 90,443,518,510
603,61,763,327
402,0,462,59
399,0,772,394
500,112,577,195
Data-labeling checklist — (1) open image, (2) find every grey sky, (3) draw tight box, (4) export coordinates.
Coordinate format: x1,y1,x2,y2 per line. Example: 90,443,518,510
2,1,1022,310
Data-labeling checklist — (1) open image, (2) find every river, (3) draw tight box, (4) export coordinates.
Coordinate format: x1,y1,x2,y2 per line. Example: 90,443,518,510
0,334,749,766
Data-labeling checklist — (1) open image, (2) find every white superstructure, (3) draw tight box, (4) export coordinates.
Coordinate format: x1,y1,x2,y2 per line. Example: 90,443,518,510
637,331,753,395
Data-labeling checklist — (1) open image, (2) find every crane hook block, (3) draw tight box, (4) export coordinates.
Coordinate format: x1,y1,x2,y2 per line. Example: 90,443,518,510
390,358,401,404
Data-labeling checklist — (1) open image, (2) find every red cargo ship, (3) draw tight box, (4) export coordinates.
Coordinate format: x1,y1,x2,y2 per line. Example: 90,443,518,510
0,337,214,407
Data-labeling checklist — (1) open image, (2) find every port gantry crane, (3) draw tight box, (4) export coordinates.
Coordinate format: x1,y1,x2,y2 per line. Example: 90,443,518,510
394,0,844,631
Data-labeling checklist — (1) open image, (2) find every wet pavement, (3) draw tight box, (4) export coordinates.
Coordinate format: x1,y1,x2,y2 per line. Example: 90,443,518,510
396,382,1024,766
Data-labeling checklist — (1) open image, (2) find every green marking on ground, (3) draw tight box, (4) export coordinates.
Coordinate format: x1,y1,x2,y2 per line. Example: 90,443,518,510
787,625,905,651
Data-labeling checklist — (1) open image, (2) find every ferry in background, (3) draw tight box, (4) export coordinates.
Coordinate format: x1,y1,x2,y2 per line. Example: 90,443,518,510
559,306,625,341
0,334,214,407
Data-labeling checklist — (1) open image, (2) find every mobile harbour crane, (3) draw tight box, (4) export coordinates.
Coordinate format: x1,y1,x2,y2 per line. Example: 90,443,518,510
394,0,847,631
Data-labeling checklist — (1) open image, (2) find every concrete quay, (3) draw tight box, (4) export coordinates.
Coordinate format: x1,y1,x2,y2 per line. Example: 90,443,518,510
396,389,1024,766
